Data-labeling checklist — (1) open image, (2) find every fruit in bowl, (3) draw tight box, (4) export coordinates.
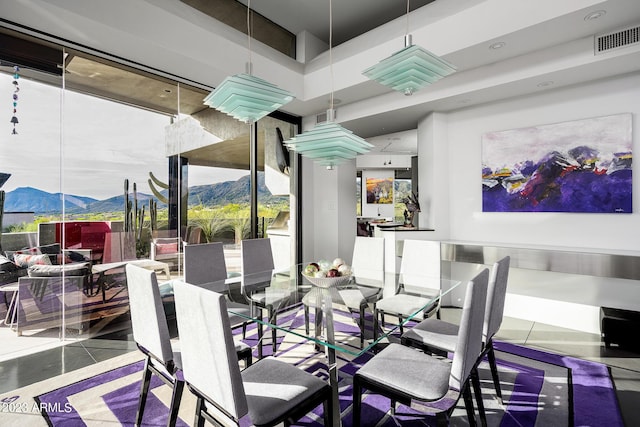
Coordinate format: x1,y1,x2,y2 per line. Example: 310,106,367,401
303,259,352,288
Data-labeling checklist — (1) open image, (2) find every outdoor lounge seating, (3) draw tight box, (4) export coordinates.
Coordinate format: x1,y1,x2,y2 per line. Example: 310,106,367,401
150,237,183,269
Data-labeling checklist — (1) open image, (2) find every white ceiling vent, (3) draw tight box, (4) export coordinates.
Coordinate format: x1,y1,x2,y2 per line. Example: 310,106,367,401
595,24,639,55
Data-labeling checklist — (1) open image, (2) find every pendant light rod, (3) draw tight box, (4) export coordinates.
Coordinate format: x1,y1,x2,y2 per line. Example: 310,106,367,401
328,0,335,113
284,0,373,169
247,0,252,73
203,0,294,122
362,0,457,96
405,0,410,36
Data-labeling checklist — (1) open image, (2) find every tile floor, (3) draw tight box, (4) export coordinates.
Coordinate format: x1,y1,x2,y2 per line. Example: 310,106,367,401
0,312,638,426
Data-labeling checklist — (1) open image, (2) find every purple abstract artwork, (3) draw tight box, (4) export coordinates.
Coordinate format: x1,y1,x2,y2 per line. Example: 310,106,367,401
482,114,632,213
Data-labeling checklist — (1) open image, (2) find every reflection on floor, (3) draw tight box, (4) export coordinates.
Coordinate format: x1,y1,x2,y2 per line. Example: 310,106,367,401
0,310,638,425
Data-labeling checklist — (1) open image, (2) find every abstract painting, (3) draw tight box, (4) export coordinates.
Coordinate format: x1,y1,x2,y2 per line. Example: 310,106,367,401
366,177,393,204
482,113,632,213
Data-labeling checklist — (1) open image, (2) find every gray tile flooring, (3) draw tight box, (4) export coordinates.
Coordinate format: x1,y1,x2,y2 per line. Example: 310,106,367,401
0,313,638,426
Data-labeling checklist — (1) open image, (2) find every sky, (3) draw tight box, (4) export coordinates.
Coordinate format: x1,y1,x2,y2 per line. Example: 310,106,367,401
1,72,246,200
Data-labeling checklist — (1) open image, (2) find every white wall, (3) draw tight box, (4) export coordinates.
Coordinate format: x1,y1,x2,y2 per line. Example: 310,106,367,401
303,158,357,263
426,72,640,252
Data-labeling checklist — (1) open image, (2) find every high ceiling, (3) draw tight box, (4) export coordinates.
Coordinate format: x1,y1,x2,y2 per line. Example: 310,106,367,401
236,0,436,46
1,0,640,158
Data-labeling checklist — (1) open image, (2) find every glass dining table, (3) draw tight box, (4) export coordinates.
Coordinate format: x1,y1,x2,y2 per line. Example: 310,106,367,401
201,263,462,426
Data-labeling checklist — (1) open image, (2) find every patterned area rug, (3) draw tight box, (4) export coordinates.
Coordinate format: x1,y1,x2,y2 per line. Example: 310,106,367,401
0,306,624,426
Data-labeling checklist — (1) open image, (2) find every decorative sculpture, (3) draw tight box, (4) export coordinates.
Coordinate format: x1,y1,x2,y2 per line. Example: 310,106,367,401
402,192,420,228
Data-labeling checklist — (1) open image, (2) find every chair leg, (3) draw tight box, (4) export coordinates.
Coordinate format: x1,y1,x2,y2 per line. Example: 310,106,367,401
435,412,449,427
373,309,379,341
486,341,503,403
352,377,362,427
359,303,366,348
242,321,247,339
398,315,403,335
270,307,277,354
471,368,487,427
462,381,477,427
136,357,153,426
322,391,333,426
194,396,205,427
166,379,184,427
257,320,264,359
304,304,310,335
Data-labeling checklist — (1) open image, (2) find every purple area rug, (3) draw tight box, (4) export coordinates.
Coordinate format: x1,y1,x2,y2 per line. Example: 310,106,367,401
34,308,623,427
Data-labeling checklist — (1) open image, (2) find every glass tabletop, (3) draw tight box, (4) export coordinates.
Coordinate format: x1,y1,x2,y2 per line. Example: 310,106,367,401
199,263,462,357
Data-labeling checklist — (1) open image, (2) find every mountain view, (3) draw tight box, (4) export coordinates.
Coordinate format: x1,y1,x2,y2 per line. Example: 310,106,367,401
4,172,288,214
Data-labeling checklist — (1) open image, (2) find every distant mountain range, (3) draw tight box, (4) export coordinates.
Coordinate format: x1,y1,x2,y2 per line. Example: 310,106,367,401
4,172,287,214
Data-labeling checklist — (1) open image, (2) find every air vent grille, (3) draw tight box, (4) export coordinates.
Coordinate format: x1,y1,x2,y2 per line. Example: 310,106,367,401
595,25,640,54
316,111,328,124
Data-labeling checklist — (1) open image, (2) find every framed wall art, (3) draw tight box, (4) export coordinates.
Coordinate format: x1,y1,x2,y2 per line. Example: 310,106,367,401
366,177,393,204
482,113,632,213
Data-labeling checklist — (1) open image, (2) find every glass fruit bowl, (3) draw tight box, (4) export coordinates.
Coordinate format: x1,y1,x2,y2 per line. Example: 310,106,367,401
302,273,352,289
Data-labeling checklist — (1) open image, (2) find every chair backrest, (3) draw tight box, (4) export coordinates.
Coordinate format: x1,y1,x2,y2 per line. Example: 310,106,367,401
483,256,511,342
184,242,228,285
125,264,173,365
351,236,384,287
173,280,248,421
240,238,274,291
399,239,441,294
449,268,489,391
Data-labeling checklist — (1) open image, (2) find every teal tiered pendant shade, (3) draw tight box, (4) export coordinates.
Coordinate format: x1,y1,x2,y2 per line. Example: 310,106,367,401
363,35,457,96
285,110,374,168
203,72,294,123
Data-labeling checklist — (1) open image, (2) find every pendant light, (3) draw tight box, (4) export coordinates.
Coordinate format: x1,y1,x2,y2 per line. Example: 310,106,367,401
285,0,373,169
203,0,294,123
363,0,457,95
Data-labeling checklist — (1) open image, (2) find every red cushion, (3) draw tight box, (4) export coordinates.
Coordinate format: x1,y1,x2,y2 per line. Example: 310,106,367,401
155,243,178,255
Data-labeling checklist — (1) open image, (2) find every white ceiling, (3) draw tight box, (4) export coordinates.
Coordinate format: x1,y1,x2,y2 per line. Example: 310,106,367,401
272,0,640,153
237,0,436,46
2,0,639,156
223,1,640,155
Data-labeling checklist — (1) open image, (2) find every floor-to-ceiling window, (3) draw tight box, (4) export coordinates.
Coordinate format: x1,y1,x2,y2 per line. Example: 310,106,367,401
0,26,300,358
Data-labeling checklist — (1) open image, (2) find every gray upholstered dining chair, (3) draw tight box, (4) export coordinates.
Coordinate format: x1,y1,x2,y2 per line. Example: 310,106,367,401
125,264,184,427
240,238,290,358
184,242,252,342
352,268,490,427
172,280,333,427
372,239,441,340
402,256,511,403
304,236,385,348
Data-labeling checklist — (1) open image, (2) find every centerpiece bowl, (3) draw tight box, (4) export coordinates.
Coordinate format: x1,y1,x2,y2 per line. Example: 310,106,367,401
302,273,352,289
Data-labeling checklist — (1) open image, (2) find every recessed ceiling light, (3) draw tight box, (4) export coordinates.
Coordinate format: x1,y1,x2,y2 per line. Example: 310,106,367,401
489,42,506,50
584,10,606,21
537,81,554,87
328,98,342,105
